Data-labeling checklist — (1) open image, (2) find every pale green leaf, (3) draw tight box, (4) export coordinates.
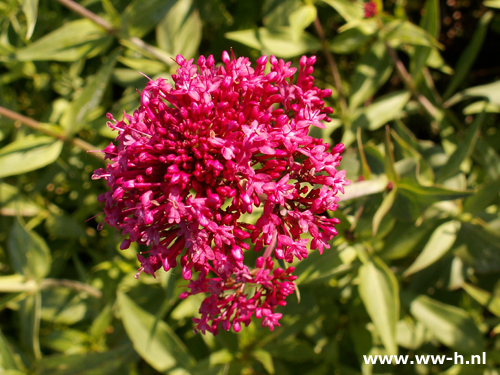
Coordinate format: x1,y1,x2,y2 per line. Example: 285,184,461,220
0,183,42,217
36,345,135,375
117,292,195,373
320,0,363,22
60,49,120,136
22,0,39,40
19,293,42,360
436,111,485,183
372,188,397,237
358,257,399,355
404,220,460,276
339,175,388,201
384,20,442,49
226,27,321,58
351,90,411,131
156,0,202,59
462,283,500,317
0,328,26,371
120,0,177,38
409,295,484,354
252,349,275,374
349,41,393,110
484,0,500,8
446,80,500,107
8,217,51,280
0,275,36,293
331,19,378,54
224,29,262,51
0,136,62,178
289,5,317,41
16,19,112,62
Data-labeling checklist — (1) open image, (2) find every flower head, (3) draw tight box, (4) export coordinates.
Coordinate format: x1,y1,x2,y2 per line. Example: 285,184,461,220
94,51,349,334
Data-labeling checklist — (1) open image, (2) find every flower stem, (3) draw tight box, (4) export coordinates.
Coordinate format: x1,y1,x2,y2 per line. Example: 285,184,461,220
0,105,104,161
313,17,347,115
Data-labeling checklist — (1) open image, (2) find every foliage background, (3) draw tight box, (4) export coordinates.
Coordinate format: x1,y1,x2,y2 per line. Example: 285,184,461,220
1,0,500,374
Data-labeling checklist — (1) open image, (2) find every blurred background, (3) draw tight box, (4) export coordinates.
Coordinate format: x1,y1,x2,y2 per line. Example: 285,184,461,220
0,0,499,374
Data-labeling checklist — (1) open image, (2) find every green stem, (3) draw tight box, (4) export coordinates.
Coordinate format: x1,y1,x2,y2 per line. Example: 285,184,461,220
0,106,104,161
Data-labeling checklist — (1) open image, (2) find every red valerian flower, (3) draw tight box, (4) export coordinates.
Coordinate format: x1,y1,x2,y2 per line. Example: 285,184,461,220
364,1,378,18
93,51,350,334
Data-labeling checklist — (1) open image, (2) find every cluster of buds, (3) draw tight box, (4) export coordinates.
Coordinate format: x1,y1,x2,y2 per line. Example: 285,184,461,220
93,51,349,334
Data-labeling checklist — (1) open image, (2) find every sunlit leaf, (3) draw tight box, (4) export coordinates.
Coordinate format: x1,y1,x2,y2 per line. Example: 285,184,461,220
15,19,112,61
320,0,363,22
8,217,51,280
19,293,42,360
372,188,397,237
462,283,500,317
349,41,393,110
22,0,39,40
0,136,62,178
117,292,195,373
289,5,317,41
409,295,484,354
359,257,399,355
60,49,120,136
436,111,485,183
35,345,135,375
156,0,202,58
120,0,177,38
403,220,460,276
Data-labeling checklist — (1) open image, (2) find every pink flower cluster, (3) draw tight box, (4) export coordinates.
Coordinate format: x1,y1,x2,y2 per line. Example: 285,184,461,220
93,51,349,334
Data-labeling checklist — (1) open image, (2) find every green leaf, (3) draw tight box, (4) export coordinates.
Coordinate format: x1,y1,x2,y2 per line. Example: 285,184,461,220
0,275,36,293
120,0,177,38
411,0,440,78
462,283,500,317
117,292,195,373
351,90,411,131
372,188,397,237
403,220,461,276
60,49,120,136
15,19,112,61
484,0,500,8
320,0,363,22
398,182,473,203
41,287,88,325
463,176,500,214
224,29,262,50
358,257,399,355
349,41,393,110
22,0,39,40
443,11,494,100
437,111,485,183
384,20,442,48
226,27,321,58
252,349,275,374
380,221,435,260
0,328,26,371
330,19,377,54
289,5,317,42
19,293,42,360
409,295,484,354
446,80,500,107
0,136,62,178
0,182,43,217
339,175,388,201
156,0,202,59
35,345,135,375
8,217,51,280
